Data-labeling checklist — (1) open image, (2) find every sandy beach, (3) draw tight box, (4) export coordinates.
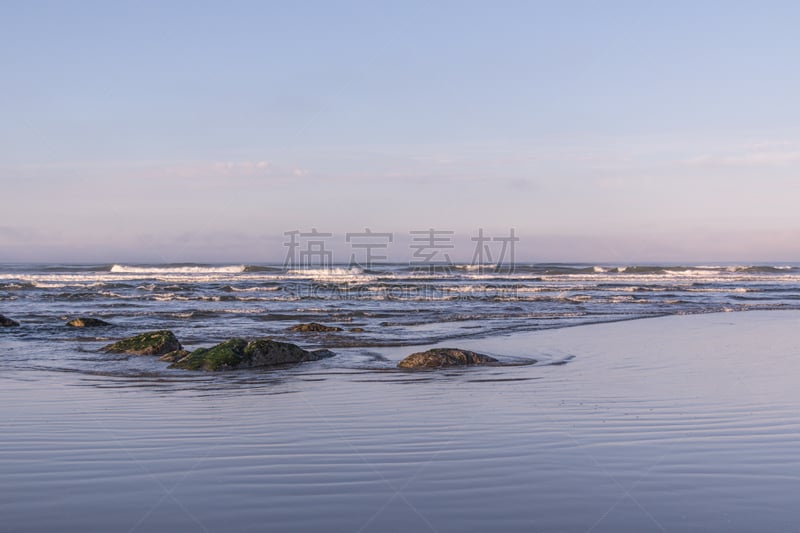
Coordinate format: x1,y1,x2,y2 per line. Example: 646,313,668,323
2,310,799,532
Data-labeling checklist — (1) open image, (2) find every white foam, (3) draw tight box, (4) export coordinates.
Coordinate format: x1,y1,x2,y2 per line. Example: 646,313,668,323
607,295,640,303
98,291,136,299
227,286,281,292
110,264,246,274
152,294,192,301
287,267,364,276
286,267,374,283
664,269,724,277
31,281,67,288
515,286,558,293
455,264,496,271
442,285,489,293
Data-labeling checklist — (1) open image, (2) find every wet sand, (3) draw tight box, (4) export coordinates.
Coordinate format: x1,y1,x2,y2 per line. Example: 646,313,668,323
2,310,799,532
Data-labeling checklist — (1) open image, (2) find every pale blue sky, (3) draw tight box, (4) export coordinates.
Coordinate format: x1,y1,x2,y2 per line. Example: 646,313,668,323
2,1,799,262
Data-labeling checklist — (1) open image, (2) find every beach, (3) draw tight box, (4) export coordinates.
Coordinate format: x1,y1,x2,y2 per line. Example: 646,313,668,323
4,2,799,531
3,310,799,532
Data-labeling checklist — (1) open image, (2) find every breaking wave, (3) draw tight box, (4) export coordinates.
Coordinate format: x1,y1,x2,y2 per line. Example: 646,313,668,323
110,264,247,274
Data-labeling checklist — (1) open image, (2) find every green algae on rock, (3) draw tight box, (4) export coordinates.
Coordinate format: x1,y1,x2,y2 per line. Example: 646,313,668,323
170,338,335,371
287,322,343,332
67,317,112,328
101,330,182,356
170,339,247,371
397,348,498,369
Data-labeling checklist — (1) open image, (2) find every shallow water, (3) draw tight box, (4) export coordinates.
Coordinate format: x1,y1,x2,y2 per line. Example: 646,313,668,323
2,311,799,531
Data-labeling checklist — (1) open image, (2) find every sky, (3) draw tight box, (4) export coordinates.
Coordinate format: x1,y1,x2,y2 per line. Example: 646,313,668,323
1,0,800,263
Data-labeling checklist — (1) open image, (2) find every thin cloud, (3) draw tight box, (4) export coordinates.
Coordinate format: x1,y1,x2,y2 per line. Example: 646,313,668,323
685,144,800,167
0,226,60,244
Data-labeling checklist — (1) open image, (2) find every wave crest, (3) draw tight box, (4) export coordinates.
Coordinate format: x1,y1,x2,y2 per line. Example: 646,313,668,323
110,264,246,274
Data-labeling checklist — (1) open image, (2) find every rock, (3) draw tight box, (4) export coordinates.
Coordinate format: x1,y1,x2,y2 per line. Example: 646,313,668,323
170,338,335,371
0,314,19,327
170,339,247,371
287,322,343,333
349,327,365,333
397,348,498,369
245,339,335,367
158,349,191,363
67,317,112,328
101,330,182,356
310,348,336,359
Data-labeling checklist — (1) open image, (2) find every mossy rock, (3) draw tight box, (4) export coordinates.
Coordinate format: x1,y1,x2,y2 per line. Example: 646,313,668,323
0,314,20,327
349,327,365,333
170,338,335,371
170,338,247,371
67,317,112,328
287,322,343,332
101,330,182,356
158,349,191,363
397,348,498,369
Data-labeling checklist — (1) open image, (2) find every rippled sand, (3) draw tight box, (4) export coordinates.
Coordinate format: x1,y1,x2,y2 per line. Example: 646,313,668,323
2,311,799,531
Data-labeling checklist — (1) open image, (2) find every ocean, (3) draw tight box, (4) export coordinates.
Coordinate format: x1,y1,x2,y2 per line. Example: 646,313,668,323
2,262,800,354
2,264,800,531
